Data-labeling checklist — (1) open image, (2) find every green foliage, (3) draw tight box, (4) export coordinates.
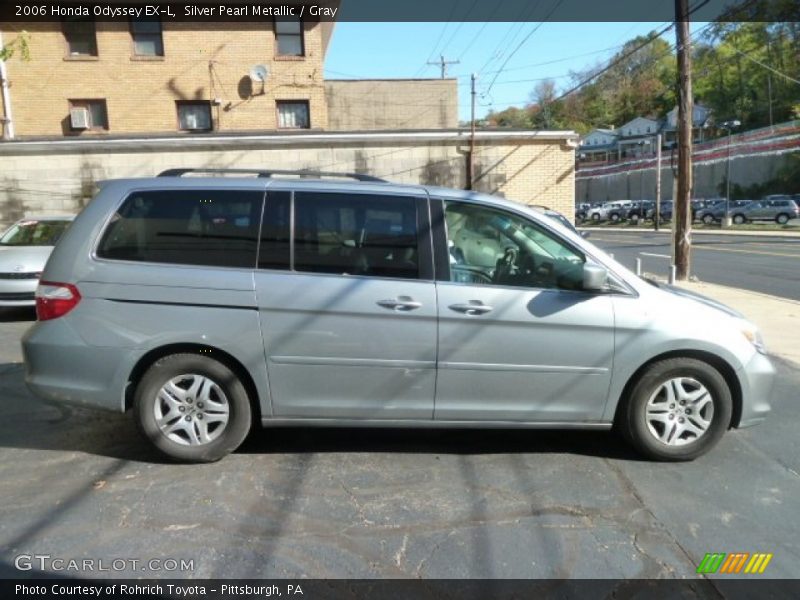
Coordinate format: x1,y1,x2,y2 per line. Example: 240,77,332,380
0,32,30,61
486,16,799,135
720,153,800,199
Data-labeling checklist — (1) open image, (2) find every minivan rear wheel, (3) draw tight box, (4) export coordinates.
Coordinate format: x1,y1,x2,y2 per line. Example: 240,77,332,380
620,358,732,461
134,353,252,462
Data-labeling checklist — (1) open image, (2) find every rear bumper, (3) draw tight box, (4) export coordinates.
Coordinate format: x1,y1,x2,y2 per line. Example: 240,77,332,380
735,351,776,428
22,318,133,413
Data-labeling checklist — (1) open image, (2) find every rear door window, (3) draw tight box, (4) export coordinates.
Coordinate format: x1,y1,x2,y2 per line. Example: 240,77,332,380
97,189,263,268
293,192,420,279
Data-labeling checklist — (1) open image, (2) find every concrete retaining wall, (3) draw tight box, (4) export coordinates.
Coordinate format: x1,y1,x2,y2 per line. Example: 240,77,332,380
0,130,578,228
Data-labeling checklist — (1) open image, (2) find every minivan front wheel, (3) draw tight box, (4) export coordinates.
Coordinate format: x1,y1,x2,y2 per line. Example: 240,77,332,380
620,358,732,461
134,353,252,462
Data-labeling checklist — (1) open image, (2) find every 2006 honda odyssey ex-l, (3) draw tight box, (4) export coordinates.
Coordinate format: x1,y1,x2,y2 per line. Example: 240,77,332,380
22,169,775,462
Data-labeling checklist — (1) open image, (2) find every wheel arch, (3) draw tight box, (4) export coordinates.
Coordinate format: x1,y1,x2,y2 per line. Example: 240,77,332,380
615,349,743,429
124,343,262,424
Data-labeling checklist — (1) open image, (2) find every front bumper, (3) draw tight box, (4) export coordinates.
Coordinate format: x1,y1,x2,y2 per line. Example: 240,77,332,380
0,278,37,306
735,351,776,428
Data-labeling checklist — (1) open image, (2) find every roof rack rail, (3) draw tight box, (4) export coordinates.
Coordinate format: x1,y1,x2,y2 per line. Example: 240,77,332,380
157,168,387,183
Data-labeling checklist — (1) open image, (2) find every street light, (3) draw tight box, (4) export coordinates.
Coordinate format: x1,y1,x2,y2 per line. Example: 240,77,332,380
719,120,741,228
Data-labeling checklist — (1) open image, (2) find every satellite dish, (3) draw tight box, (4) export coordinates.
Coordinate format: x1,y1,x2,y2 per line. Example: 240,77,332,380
249,65,269,83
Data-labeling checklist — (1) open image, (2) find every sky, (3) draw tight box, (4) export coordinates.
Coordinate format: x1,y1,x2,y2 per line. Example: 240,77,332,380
324,22,673,122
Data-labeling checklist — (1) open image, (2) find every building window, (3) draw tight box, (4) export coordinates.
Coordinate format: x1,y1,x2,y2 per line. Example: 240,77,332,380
275,17,304,56
68,99,108,131
63,17,97,56
277,101,310,129
131,17,164,56
176,101,212,132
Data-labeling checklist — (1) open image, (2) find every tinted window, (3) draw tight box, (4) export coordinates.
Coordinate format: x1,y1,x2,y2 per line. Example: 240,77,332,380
293,192,419,279
98,190,263,268
444,201,586,290
258,191,291,270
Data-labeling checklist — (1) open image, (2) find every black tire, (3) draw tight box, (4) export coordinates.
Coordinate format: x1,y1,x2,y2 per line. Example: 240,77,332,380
134,353,252,463
702,214,714,225
776,213,789,225
733,214,746,225
610,213,620,222
591,213,600,221
618,358,732,461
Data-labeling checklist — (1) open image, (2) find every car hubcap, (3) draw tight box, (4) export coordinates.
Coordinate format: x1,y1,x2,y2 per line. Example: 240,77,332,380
153,374,230,446
645,377,714,446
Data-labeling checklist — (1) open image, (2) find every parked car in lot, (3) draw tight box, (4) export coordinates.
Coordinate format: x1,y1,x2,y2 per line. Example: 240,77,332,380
587,201,634,223
626,201,654,223
732,198,799,224
0,216,74,307
575,203,591,221
648,200,674,221
696,200,753,224
23,168,774,463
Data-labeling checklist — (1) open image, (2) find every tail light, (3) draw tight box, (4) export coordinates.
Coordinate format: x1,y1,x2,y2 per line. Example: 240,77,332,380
35,281,81,321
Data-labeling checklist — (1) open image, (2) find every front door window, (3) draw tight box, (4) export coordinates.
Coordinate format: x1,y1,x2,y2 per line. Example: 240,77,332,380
443,201,586,291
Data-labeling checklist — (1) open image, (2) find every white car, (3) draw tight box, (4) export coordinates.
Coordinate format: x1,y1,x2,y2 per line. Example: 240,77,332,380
587,201,634,222
0,216,75,307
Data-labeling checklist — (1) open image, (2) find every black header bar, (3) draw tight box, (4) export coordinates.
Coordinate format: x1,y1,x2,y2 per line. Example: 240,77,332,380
1,0,797,23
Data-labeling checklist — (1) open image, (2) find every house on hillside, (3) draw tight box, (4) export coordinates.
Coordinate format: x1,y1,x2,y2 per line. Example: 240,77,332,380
579,128,618,162
662,103,713,146
617,116,661,158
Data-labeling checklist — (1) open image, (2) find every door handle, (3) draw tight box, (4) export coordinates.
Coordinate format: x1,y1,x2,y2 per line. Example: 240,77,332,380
377,297,423,311
449,301,494,315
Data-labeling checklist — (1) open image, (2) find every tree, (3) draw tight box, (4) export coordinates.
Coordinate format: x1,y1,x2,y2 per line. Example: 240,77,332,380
0,32,30,61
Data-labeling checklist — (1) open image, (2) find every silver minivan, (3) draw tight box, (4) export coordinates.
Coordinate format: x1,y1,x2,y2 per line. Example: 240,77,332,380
22,169,775,462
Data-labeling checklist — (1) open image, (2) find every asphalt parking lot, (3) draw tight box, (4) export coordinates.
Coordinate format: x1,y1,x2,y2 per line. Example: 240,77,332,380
1,308,799,581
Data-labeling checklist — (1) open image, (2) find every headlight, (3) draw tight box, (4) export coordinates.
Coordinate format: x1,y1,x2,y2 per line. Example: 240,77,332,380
741,324,767,354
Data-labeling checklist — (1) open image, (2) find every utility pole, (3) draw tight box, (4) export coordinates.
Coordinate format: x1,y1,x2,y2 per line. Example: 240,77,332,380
467,73,476,190
655,133,662,231
427,55,460,79
674,0,693,281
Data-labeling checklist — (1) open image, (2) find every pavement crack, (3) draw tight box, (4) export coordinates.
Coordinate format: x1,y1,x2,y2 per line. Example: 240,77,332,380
339,482,374,527
393,533,408,569
414,531,453,579
606,459,726,596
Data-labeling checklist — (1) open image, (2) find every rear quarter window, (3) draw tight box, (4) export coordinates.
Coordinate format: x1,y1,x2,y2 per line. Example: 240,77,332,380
97,189,263,268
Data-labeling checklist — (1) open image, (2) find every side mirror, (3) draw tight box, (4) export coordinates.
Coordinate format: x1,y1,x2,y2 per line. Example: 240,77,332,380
583,264,608,291
580,230,591,239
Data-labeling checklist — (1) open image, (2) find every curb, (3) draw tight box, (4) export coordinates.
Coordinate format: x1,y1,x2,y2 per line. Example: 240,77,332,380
578,227,800,238
675,280,800,307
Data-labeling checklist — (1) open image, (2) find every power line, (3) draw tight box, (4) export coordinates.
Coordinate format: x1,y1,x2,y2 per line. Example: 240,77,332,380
418,0,460,75
732,46,800,86
482,0,567,98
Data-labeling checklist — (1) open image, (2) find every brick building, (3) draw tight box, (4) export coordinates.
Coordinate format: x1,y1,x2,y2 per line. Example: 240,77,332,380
0,16,335,137
325,79,458,131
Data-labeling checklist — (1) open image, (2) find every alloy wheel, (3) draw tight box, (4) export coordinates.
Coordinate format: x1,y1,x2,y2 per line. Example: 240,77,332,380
153,374,230,446
645,377,714,446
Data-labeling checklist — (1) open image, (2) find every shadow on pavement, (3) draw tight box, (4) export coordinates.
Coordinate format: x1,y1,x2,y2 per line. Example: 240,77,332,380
238,426,642,460
0,307,36,323
0,363,642,462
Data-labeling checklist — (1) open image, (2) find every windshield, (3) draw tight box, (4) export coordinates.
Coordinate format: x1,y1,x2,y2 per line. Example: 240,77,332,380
0,220,71,246
546,212,575,232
